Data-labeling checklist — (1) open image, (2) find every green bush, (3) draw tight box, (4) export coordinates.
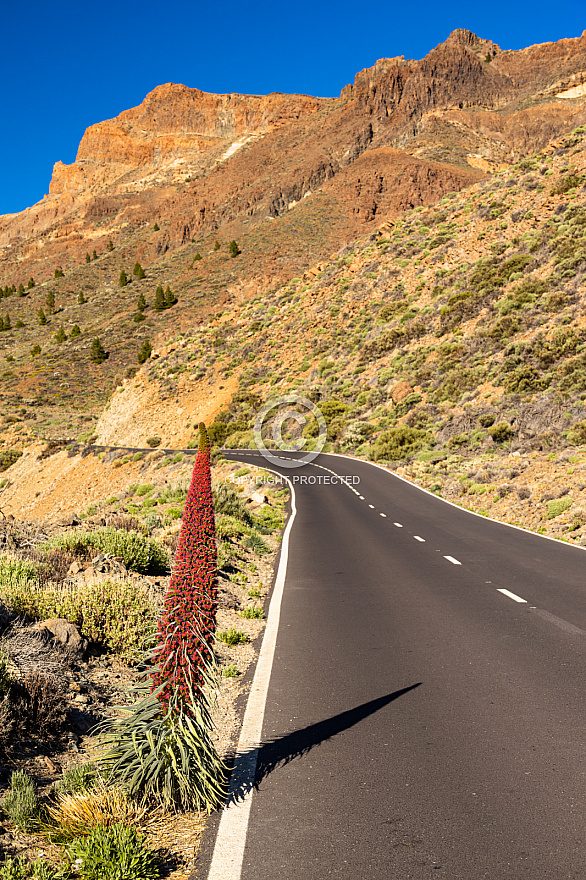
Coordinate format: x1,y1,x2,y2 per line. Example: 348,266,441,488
1,579,157,657
370,425,433,461
56,763,97,796
245,533,270,555
146,436,161,448
43,528,168,574
551,172,584,195
0,855,68,880
546,497,572,519
67,823,158,880
239,606,264,619
488,422,514,443
216,629,249,646
566,420,586,445
212,482,252,524
0,555,37,589
134,484,153,497
2,771,39,831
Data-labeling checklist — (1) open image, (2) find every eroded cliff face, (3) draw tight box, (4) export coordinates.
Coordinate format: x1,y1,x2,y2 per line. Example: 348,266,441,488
1,29,585,288
49,84,330,195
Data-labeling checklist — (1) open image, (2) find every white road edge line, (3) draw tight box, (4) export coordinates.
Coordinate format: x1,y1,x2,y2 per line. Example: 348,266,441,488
206,471,297,880
444,555,461,565
328,453,586,553
497,588,527,604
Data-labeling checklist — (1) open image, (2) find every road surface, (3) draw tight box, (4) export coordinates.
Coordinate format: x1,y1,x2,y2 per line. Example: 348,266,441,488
199,450,585,880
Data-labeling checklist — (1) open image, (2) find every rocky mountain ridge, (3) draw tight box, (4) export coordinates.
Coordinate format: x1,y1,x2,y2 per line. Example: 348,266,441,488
2,29,585,292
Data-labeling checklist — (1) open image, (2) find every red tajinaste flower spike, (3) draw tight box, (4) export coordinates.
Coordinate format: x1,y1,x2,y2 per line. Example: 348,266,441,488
151,422,217,713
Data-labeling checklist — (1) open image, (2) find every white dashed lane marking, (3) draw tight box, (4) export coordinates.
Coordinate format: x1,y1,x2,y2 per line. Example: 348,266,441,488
444,556,461,565
380,513,387,518
394,523,403,528
413,536,425,542
369,504,375,509
497,588,527,604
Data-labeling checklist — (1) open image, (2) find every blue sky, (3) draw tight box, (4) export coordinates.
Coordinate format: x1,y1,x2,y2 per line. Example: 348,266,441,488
1,0,583,215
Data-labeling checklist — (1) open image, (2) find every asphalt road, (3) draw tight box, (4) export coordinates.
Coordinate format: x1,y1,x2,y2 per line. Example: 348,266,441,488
205,450,585,880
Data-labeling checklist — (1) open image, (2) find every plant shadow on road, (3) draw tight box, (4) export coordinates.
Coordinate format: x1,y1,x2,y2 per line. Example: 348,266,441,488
226,683,421,804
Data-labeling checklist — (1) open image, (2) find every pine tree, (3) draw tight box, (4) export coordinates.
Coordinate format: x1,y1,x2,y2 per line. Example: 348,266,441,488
193,253,202,261
137,293,147,312
137,339,152,364
92,250,98,261
119,270,128,288
229,240,240,258
15,320,24,329
54,325,67,343
154,285,165,311
214,240,221,251
46,291,55,314
153,222,159,231
27,278,35,289
90,337,108,364
85,253,91,263
37,309,47,326
78,292,86,305
17,284,25,296
0,317,4,332
165,287,176,308
70,324,81,338
107,240,114,252
133,262,145,279
4,315,10,331
54,268,64,278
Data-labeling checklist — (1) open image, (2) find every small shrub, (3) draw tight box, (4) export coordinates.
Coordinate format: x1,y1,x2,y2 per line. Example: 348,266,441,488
247,588,261,598
134,483,153,497
488,422,514,443
370,425,432,461
229,240,241,258
216,629,249,646
212,482,252,524
67,823,158,880
43,780,149,844
70,324,81,338
0,855,67,879
546,497,572,519
2,771,39,831
566,421,586,445
56,763,97,796
43,528,168,574
239,606,264,619
146,436,161,448
0,449,23,472
223,665,241,678
245,533,270,555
